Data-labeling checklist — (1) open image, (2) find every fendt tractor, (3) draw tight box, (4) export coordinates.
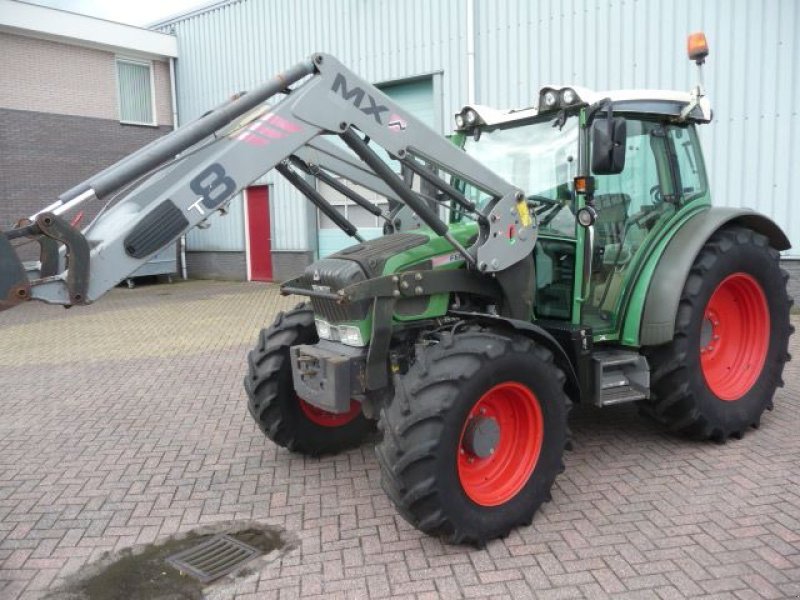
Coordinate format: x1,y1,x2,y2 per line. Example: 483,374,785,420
1,34,792,544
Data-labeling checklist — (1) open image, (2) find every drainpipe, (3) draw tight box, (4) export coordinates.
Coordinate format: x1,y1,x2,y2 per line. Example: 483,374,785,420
466,0,476,104
169,56,188,280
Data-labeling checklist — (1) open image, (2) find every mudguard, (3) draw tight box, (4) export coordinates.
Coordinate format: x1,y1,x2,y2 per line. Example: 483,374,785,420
449,310,582,402
638,207,790,346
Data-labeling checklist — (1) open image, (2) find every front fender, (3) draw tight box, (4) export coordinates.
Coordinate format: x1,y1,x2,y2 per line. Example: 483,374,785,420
634,207,790,347
449,310,582,402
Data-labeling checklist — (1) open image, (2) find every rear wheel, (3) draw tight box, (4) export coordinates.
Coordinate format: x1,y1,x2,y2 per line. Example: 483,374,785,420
244,303,375,456
376,327,569,545
643,227,793,440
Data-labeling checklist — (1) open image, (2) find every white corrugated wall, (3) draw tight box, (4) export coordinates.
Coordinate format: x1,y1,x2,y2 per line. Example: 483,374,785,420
474,0,800,256
161,0,800,256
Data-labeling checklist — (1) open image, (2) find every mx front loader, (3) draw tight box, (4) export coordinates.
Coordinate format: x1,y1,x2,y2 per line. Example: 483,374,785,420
1,33,792,544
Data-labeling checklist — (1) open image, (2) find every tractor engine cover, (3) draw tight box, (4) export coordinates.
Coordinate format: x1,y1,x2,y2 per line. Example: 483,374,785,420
301,233,429,323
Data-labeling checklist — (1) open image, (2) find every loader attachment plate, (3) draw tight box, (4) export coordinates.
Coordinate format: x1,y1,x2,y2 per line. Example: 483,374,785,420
0,231,30,312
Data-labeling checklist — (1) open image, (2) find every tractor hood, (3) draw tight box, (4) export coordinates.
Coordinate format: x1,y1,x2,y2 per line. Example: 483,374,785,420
298,223,479,340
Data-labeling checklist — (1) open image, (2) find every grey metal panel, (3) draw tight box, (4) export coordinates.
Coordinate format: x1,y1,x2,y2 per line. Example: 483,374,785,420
162,0,800,255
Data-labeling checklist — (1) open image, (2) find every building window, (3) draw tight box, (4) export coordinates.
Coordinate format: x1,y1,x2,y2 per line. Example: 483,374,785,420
116,58,156,125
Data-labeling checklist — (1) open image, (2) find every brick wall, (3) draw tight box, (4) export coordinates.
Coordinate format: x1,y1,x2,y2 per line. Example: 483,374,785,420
0,32,172,126
0,108,171,258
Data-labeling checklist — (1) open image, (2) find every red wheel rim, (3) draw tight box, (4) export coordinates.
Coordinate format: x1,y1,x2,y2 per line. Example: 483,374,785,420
700,273,770,401
457,382,544,507
298,396,361,427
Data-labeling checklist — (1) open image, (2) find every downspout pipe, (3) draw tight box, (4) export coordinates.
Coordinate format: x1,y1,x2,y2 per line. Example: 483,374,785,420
169,56,188,280
466,0,476,104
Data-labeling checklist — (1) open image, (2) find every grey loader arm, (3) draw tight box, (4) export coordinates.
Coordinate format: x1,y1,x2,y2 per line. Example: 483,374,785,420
0,53,535,312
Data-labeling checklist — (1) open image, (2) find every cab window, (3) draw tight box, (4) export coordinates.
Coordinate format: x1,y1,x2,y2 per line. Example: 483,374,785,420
669,125,708,201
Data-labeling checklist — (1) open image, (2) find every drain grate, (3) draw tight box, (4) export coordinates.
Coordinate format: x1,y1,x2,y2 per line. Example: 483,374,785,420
166,534,262,583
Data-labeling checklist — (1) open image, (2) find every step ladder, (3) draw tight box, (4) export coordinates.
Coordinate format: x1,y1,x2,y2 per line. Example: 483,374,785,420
592,350,650,407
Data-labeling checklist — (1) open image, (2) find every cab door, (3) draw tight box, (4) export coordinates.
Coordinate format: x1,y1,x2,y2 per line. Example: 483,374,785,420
580,119,684,334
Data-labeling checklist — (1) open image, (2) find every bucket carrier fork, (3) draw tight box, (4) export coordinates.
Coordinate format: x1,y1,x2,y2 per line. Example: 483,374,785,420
0,53,535,312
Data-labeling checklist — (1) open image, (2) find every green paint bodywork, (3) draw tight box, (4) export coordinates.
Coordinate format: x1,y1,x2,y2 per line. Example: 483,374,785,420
617,196,711,345
313,110,716,351
383,221,475,322
317,221,477,340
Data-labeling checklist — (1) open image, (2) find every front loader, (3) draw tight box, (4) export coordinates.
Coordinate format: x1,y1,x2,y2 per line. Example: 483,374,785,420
1,34,792,545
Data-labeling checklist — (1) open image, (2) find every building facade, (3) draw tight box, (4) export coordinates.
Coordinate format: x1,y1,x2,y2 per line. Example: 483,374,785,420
153,0,796,284
0,0,177,261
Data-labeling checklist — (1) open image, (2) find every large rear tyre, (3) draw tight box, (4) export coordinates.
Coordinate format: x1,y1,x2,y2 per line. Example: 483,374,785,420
376,327,570,545
244,303,375,456
643,227,793,441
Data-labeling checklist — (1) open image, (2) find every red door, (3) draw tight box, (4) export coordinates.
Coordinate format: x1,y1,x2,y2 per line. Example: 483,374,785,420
245,186,273,281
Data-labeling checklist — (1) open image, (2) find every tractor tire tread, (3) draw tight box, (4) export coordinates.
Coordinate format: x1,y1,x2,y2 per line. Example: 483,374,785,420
642,226,792,440
376,327,571,545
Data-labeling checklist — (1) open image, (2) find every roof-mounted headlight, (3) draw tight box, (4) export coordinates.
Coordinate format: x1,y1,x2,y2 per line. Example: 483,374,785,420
560,88,578,106
539,87,582,112
455,108,482,130
541,90,558,110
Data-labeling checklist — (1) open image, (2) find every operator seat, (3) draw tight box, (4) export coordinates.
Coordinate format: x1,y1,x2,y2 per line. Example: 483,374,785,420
591,193,632,270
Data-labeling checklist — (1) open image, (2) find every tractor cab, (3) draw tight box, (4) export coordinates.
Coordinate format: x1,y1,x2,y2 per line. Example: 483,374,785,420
452,74,713,338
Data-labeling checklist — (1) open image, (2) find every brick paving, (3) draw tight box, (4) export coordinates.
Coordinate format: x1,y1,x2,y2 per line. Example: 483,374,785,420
1,279,799,599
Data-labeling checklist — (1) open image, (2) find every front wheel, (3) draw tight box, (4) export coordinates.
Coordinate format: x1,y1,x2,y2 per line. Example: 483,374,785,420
376,327,570,545
643,226,793,441
244,303,375,456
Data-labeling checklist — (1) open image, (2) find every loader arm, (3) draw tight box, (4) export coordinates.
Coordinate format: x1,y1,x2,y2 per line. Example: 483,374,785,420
0,53,534,312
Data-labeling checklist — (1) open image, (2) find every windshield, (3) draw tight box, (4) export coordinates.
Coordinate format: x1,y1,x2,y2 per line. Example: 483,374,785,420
460,115,580,237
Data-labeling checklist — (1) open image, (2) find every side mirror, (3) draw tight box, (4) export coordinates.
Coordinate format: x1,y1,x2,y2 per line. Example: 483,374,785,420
591,117,627,175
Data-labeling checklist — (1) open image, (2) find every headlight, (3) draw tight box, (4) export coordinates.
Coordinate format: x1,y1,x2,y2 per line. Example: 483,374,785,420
543,90,558,108
455,114,465,129
315,319,331,340
576,206,597,227
561,88,577,105
465,109,477,125
338,325,365,347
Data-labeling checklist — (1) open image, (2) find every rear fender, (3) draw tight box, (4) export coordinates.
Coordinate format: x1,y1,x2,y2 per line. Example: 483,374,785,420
632,207,790,347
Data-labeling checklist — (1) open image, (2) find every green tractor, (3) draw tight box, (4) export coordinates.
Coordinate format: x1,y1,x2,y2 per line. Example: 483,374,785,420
3,28,789,545
245,34,793,544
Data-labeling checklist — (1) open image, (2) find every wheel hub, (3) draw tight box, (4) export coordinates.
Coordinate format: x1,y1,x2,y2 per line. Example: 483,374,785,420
462,415,500,459
457,381,544,507
699,273,770,401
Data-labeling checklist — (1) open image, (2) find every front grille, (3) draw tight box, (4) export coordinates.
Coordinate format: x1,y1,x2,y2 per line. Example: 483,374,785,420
310,295,370,323
301,257,370,323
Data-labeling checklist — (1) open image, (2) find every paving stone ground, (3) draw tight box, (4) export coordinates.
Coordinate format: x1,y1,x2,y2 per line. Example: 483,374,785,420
1,279,799,600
